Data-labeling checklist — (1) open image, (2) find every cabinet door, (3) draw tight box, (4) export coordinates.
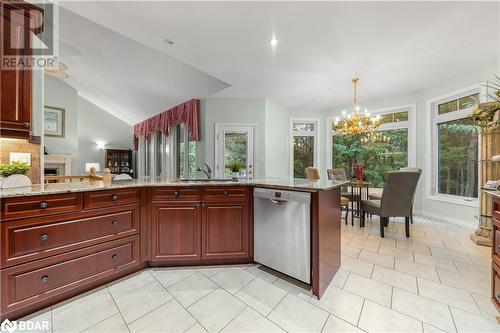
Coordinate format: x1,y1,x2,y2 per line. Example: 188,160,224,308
202,203,249,260
151,203,201,262
0,4,38,138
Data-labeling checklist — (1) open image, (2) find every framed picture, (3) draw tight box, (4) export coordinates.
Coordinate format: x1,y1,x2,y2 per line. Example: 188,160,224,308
44,106,65,137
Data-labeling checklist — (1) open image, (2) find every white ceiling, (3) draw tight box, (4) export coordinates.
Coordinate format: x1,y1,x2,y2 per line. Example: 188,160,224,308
59,1,499,119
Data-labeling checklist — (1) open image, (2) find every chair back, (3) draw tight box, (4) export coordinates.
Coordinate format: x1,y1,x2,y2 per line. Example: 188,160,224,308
327,168,348,181
380,170,421,217
305,167,320,180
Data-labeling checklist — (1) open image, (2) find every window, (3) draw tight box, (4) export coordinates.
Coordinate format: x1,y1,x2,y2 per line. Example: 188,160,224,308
291,120,319,179
328,105,415,187
430,90,479,201
178,123,197,179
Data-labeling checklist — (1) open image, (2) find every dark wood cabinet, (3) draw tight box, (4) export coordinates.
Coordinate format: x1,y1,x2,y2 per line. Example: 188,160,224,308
105,149,133,176
151,202,201,262
492,197,500,312
202,203,249,260
0,2,43,139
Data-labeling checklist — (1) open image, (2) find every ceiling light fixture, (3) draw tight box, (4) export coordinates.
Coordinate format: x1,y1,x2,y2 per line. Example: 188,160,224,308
270,38,278,47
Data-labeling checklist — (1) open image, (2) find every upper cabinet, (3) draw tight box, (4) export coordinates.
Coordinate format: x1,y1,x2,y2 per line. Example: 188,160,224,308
0,1,43,139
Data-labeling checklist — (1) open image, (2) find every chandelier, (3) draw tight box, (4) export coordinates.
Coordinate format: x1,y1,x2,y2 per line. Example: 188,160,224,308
334,78,380,136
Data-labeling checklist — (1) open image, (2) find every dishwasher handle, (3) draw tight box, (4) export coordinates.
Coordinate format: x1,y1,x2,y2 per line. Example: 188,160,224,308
269,198,288,205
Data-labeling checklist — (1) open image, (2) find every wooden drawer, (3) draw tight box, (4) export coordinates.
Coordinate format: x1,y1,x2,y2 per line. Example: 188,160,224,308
202,187,249,202
494,218,500,259
1,236,140,315
151,187,200,202
84,188,140,209
1,193,82,221
1,204,140,267
492,262,500,311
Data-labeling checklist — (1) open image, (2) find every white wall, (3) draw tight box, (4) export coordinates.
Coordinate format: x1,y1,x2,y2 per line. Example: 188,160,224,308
264,99,289,178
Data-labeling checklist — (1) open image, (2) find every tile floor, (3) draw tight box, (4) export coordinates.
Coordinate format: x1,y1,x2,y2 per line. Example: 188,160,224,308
17,215,500,333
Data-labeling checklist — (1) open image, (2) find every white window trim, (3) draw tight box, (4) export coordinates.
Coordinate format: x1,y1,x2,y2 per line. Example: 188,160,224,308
214,122,258,179
290,118,320,178
326,103,417,171
425,84,485,207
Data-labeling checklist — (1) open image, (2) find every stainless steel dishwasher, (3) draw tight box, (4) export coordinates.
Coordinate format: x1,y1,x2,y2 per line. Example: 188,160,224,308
253,188,311,284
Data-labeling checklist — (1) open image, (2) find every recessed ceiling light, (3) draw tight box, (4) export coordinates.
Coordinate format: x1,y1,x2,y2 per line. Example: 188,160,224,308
270,38,278,47
163,38,174,45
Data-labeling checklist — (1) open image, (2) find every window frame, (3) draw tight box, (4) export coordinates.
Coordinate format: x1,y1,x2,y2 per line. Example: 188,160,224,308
426,84,484,206
326,104,416,172
290,118,320,179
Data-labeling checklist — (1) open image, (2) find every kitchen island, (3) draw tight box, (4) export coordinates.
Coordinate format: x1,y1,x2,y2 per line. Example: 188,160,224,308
0,179,345,320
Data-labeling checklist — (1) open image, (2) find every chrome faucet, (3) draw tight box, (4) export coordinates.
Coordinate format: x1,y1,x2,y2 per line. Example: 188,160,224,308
197,163,212,179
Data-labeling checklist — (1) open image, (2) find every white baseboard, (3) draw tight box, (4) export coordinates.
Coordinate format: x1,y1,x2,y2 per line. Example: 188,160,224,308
414,209,475,228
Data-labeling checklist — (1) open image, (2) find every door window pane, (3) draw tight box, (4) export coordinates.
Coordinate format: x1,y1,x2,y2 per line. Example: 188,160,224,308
293,136,315,178
437,93,478,115
332,128,408,187
292,122,315,132
224,132,248,177
437,117,478,198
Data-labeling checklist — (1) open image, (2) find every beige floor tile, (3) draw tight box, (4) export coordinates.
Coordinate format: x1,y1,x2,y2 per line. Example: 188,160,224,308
471,293,500,321
450,307,500,333
210,267,256,294
273,277,312,301
185,323,208,333
151,268,197,288
268,294,329,333
414,253,458,273
112,281,173,324
417,278,480,314
342,244,362,258
196,266,225,278
422,323,448,333
358,300,422,333
167,272,218,307
17,308,52,333
309,285,364,325
437,269,490,297
322,315,365,333
392,288,455,332
341,255,374,277
358,249,395,269
53,292,119,333
128,299,196,333
348,239,380,252
330,268,350,288
82,314,128,333
344,273,392,308
379,245,414,261
221,307,284,333
52,287,109,315
107,271,157,298
188,289,246,333
245,265,279,283
371,266,417,293
395,258,439,281
367,235,396,248
429,247,474,265
455,262,490,279
235,277,286,316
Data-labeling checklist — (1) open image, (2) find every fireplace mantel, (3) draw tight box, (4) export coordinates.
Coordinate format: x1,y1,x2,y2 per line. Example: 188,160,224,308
44,155,74,176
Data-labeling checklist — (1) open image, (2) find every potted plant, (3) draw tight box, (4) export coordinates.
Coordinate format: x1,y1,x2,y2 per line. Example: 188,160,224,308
471,75,500,131
0,161,31,188
229,162,242,179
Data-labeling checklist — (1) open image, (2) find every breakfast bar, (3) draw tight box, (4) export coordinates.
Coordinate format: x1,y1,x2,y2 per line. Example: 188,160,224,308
0,179,345,320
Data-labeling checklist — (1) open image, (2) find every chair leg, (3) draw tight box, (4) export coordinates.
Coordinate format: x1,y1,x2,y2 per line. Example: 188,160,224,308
351,203,354,226
405,217,410,238
380,216,385,238
344,206,348,225
361,209,365,228
410,214,413,224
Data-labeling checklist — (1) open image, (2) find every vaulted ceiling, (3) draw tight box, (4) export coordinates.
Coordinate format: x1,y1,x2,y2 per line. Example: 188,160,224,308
58,1,500,123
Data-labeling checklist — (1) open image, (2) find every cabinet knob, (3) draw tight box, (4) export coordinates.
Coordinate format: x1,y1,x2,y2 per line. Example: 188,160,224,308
174,191,180,197
39,201,48,209
40,234,49,241
223,190,229,196
41,275,49,283
111,194,119,201
23,122,30,129
112,254,118,261
112,220,118,226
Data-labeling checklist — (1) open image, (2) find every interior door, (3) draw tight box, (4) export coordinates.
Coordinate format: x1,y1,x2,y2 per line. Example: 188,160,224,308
216,125,254,179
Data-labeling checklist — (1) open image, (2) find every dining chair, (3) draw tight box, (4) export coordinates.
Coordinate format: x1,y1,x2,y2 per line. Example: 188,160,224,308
305,167,321,180
326,168,352,225
399,167,422,224
360,170,421,238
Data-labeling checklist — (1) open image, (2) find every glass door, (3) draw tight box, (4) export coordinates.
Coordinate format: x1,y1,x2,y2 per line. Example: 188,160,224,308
215,125,254,180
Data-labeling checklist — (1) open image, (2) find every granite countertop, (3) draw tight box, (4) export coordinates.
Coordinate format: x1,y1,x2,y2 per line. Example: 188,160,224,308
0,178,348,198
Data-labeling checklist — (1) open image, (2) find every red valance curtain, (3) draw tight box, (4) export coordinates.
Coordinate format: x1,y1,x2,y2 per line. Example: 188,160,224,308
133,99,200,149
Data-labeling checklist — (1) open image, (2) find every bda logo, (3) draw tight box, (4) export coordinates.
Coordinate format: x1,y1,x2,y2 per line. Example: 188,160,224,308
0,319,17,333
